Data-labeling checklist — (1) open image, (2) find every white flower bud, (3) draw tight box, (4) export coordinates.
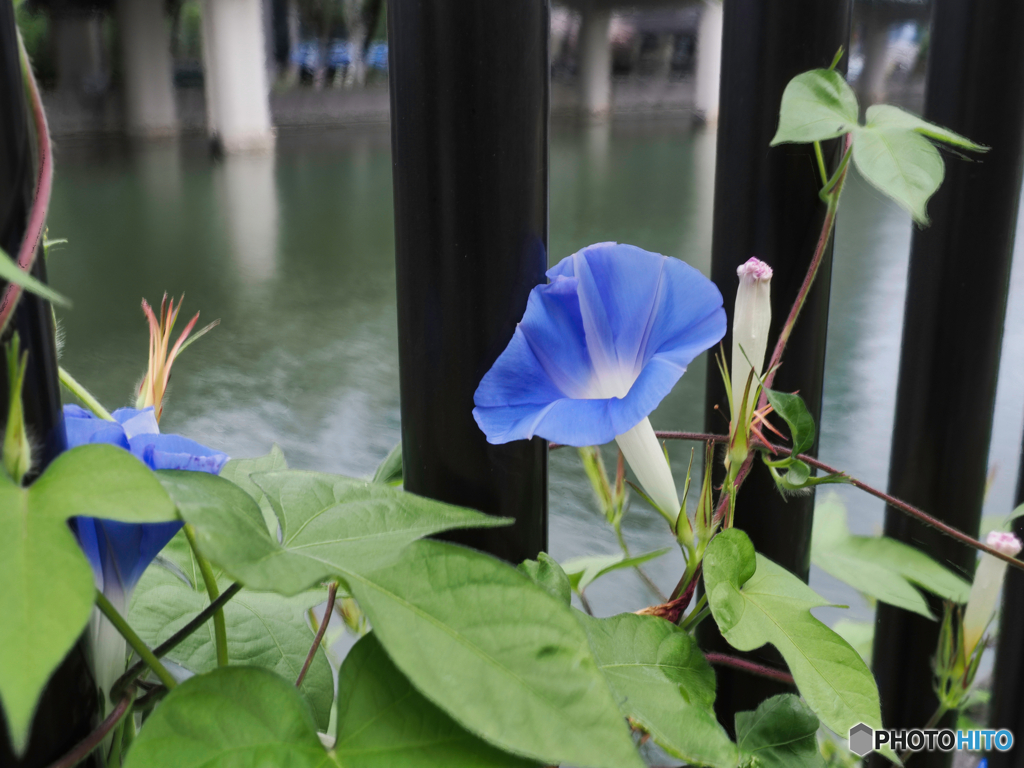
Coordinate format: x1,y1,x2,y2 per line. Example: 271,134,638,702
962,531,1022,657
731,258,773,422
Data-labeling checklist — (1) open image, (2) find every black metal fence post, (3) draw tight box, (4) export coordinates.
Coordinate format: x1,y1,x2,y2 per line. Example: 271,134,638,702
867,0,1024,765
697,0,851,731
387,0,549,563
0,3,96,765
986,444,1024,768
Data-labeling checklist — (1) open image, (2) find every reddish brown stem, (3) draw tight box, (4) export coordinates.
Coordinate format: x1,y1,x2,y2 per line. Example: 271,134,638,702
297,583,338,688
759,134,853,403
652,431,1024,574
704,652,795,685
643,564,703,623
45,687,135,768
0,36,53,331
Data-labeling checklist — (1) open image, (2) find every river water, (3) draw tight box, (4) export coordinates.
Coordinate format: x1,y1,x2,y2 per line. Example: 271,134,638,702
47,120,1024,637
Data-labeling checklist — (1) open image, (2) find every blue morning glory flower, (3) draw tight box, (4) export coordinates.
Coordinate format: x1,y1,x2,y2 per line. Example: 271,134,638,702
473,242,725,516
64,404,229,597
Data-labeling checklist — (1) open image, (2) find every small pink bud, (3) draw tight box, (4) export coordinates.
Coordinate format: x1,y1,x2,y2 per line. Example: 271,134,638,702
736,257,773,282
986,531,1022,557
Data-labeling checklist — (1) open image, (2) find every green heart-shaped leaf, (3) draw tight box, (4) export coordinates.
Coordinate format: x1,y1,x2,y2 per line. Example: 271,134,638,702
518,552,571,605
812,495,970,619
704,529,891,761
122,666,332,768
129,535,334,730
736,694,824,768
123,648,539,768
561,549,670,594
218,444,288,536
0,445,176,752
580,612,737,767
852,122,945,224
865,105,988,152
371,442,403,486
159,468,509,596
770,69,859,146
346,540,645,768
335,633,540,767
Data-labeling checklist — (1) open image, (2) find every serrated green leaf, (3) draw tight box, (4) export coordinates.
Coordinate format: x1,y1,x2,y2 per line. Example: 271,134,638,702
770,69,859,146
122,667,334,768
735,694,824,768
345,540,645,768
812,496,970,619
704,529,890,760
372,442,403,485
0,245,70,308
335,633,540,767
852,123,944,224
129,546,334,731
580,612,737,768
865,105,988,152
562,548,670,593
0,445,176,753
158,468,509,596
219,444,288,537
519,552,571,605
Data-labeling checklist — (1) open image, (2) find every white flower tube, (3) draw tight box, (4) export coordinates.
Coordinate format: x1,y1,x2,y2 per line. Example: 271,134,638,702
88,592,128,714
731,257,773,422
962,531,1022,657
615,417,680,518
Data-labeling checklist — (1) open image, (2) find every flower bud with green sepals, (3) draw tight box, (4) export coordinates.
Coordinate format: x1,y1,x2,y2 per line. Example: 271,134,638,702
962,531,1022,658
727,257,772,471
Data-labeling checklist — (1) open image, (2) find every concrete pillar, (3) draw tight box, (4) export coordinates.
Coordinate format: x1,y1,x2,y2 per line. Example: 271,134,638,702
578,4,612,118
856,7,891,108
116,0,178,138
216,154,279,282
343,0,367,87
694,0,722,125
52,10,105,94
201,0,275,153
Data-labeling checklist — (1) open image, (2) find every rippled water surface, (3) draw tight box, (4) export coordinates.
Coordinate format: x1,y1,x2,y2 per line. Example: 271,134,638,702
48,121,1024,629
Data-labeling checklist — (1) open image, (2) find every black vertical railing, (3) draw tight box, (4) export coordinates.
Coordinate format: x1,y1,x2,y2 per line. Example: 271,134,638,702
989,446,1024,768
697,0,851,732
0,2,96,766
868,0,1024,765
386,0,549,563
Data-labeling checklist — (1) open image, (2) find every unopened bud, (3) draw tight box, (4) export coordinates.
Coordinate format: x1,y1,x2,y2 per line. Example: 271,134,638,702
731,258,773,424
962,531,1022,657
3,335,31,484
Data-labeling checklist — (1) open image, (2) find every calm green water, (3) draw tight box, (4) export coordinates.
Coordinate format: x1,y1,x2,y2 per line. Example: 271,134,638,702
47,122,1024,626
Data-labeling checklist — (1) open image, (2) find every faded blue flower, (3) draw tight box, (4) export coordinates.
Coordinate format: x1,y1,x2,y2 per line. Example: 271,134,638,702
473,242,725,516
